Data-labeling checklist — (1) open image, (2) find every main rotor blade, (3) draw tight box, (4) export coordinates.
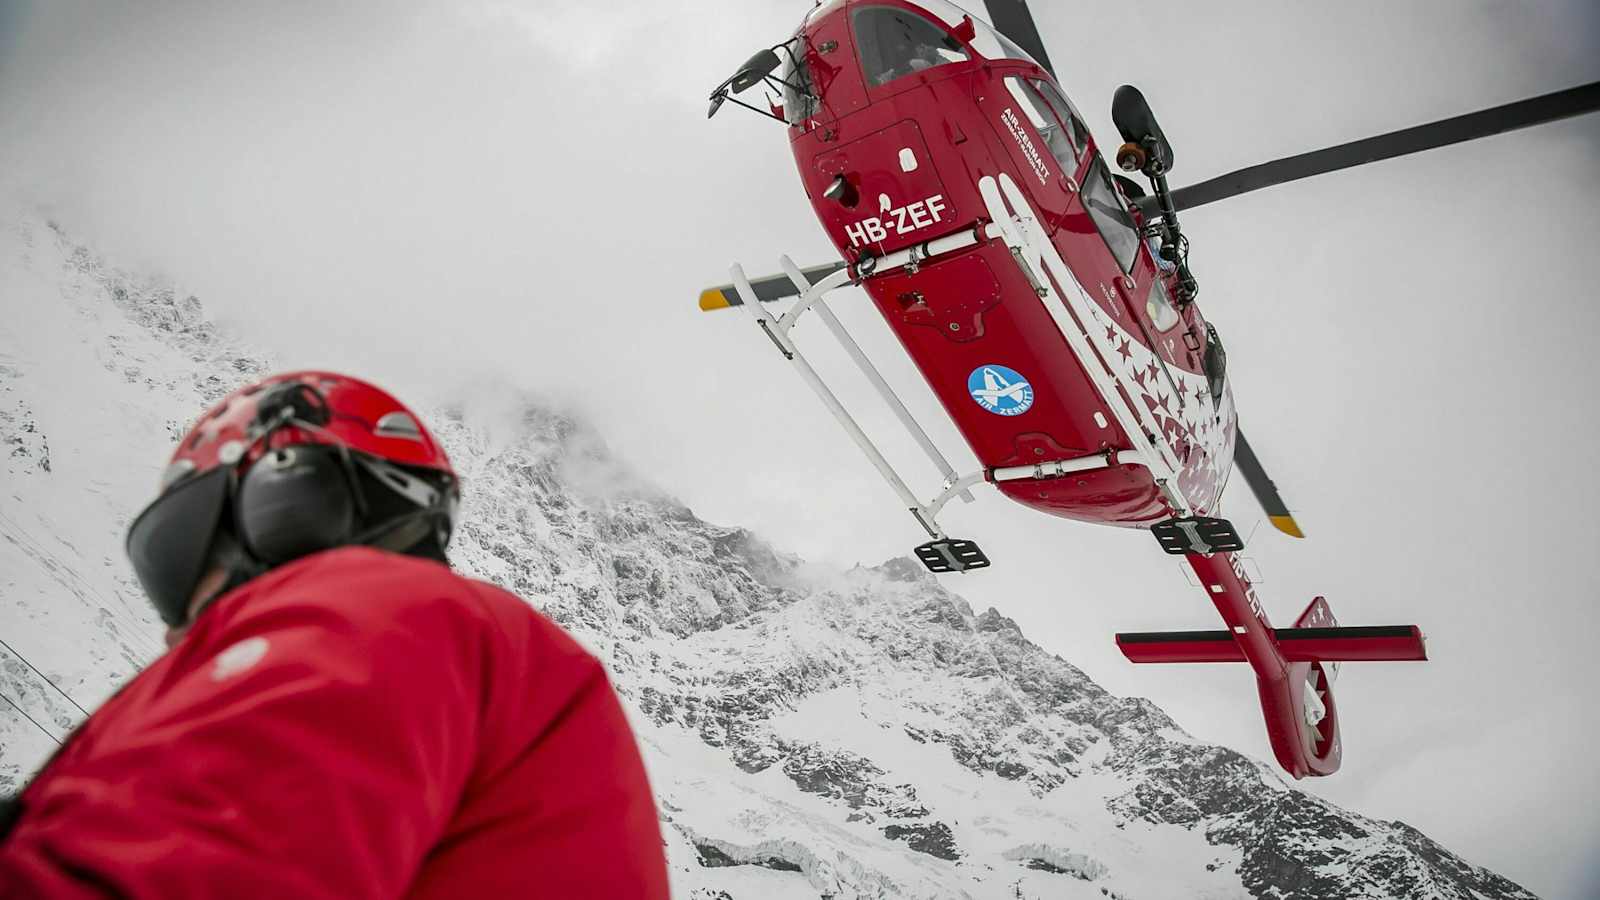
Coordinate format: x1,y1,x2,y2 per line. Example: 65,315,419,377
982,0,1056,77
1156,80,1600,213
698,261,849,311
1234,428,1304,538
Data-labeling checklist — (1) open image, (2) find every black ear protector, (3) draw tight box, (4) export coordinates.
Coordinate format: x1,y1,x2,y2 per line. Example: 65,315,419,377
235,444,361,565
232,380,456,569
233,382,365,565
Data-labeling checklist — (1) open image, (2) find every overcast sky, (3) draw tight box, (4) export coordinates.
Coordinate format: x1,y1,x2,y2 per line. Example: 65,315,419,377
2,1,1597,895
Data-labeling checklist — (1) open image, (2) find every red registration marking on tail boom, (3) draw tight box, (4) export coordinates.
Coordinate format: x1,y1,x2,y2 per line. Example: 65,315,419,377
1116,625,1427,664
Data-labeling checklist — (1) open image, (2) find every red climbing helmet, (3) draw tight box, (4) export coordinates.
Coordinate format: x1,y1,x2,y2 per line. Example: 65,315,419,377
126,371,459,627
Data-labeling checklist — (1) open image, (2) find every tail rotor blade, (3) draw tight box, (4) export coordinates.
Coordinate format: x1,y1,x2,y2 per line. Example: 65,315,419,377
1234,428,1304,538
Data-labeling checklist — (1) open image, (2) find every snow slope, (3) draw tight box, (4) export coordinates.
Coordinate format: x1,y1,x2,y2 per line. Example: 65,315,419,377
0,219,1536,898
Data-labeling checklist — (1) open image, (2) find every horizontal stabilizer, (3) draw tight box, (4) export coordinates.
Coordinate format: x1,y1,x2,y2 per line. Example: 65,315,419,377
1117,625,1426,664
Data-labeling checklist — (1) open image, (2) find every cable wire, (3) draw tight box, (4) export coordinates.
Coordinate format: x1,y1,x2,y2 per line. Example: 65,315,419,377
0,692,62,747
0,636,89,718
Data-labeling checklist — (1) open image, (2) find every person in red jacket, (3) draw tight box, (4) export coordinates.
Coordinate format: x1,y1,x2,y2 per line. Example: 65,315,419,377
0,372,670,899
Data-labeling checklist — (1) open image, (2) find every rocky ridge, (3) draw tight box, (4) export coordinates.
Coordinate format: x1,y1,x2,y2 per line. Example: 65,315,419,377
0,220,1536,899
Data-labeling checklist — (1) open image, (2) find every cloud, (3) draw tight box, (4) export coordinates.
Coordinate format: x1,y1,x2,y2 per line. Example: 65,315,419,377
2,1,1597,896
0,0,804,415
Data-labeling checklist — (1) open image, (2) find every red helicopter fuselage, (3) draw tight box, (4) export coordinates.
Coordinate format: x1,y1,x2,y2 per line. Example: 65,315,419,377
782,0,1232,530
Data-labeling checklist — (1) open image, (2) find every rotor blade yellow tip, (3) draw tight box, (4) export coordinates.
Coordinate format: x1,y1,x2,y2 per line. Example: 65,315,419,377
1269,514,1305,539
698,288,733,311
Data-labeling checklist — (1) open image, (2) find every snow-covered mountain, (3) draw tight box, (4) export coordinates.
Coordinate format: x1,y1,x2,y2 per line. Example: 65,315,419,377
0,219,1535,899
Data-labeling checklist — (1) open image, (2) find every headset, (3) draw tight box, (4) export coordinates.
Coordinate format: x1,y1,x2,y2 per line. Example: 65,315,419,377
234,381,455,566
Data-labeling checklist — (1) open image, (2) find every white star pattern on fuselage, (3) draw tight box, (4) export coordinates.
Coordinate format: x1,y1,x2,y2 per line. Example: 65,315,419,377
1081,304,1235,515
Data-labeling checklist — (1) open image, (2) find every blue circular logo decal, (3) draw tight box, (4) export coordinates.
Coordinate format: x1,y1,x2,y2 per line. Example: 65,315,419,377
968,364,1035,416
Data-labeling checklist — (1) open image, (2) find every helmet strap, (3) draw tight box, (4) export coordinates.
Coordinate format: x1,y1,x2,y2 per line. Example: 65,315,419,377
348,456,453,555
188,530,266,624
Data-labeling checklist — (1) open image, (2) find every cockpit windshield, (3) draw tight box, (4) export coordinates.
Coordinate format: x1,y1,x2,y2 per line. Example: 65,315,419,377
990,28,1039,66
852,5,969,88
778,39,818,125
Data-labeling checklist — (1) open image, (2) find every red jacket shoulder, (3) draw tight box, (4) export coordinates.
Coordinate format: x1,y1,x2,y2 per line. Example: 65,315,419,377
212,548,569,645
0,547,668,900
455,575,593,664
190,547,525,649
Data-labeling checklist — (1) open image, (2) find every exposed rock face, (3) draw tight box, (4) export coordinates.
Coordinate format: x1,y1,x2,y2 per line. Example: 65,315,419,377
0,221,1538,898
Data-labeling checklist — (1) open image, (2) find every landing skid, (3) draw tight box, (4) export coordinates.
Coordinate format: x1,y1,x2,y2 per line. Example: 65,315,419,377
914,538,991,573
725,254,988,557
1151,515,1244,555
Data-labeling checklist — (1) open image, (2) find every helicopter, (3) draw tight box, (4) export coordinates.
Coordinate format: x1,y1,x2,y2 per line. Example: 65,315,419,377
698,0,1600,778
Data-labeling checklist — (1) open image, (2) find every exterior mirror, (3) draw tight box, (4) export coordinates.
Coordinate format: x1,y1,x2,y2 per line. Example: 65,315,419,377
729,49,782,93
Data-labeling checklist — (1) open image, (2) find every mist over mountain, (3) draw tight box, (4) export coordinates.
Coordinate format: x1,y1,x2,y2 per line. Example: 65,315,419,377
0,219,1537,898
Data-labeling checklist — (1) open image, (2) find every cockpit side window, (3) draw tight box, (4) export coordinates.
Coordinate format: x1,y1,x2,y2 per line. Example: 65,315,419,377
991,29,1038,65
1145,275,1181,331
852,6,968,88
1029,79,1089,159
779,40,819,125
1082,158,1141,273
1004,77,1078,173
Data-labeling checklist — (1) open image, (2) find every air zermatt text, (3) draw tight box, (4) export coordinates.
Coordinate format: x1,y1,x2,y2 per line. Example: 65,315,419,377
1002,107,1050,186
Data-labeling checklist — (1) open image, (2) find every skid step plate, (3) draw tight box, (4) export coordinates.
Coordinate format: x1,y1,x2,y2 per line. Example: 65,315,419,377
914,539,991,573
1152,516,1244,555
